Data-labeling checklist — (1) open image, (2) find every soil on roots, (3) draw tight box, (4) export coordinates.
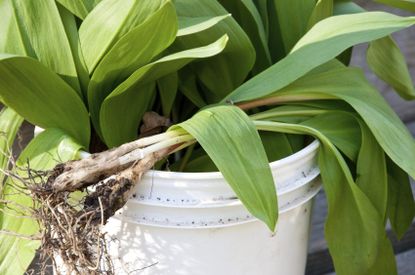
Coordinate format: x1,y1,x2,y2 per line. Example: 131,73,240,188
3,149,170,275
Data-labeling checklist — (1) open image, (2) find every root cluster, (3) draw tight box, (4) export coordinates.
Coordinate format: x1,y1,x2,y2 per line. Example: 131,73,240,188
2,144,174,274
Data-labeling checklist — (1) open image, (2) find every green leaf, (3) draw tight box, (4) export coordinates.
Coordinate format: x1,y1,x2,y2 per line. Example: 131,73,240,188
88,1,178,134
0,107,23,189
254,120,396,275
266,0,286,62
158,73,179,116
333,1,365,15
259,131,295,162
355,119,388,222
387,158,415,239
301,112,361,162
305,112,388,223
0,0,34,56
177,15,230,36
171,105,278,231
174,0,255,101
58,3,90,98
367,36,415,100
100,36,228,147
56,0,102,19
307,0,334,29
177,68,208,108
79,0,168,73
272,0,316,52
375,0,415,12
227,11,415,103
0,128,83,275
261,63,415,180
8,0,84,96
0,55,90,148
218,0,272,73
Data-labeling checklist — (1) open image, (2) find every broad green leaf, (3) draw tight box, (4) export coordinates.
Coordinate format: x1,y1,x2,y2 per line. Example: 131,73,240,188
302,110,389,223
272,0,316,52
376,0,415,12
174,0,255,102
260,64,415,180
56,0,102,19
0,55,90,148
9,0,83,96
254,120,396,275
387,158,415,239
100,36,228,147
301,112,361,162
333,1,364,15
171,105,278,230
334,0,413,97
0,108,23,189
182,154,217,172
260,132,295,162
219,0,272,73
178,68,208,108
307,0,334,29
88,1,177,134
332,1,364,65
367,36,415,100
354,119,388,222
58,4,90,98
80,0,167,72
0,0,34,56
226,11,415,103
266,0,286,62
252,0,269,36
0,128,83,275
158,73,179,116
177,15,230,36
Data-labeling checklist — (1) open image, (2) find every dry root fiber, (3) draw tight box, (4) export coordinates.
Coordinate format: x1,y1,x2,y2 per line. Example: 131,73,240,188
3,144,174,275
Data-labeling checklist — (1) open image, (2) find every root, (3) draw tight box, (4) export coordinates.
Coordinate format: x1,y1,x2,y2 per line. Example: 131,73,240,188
1,131,192,274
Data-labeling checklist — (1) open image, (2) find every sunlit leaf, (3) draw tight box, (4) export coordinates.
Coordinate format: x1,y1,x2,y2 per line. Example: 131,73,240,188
233,60,415,182
219,0,271,73
100,36,228,147
7,0,84,96
88,1,177,134
177,15,230,36
0,55,90,147
56,0,102,19
171,105,278,230
227,11,415,102
80,0,168,72
174,0,255,102
307,0,333,29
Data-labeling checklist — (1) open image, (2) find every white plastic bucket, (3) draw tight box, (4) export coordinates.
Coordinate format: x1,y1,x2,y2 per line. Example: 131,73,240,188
104,140,321,275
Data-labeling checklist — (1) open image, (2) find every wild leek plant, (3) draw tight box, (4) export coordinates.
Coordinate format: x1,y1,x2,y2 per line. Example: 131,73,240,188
0,0,415,274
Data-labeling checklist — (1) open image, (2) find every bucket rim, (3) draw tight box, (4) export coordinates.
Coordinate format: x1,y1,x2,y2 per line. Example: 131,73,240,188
143,140,320,180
